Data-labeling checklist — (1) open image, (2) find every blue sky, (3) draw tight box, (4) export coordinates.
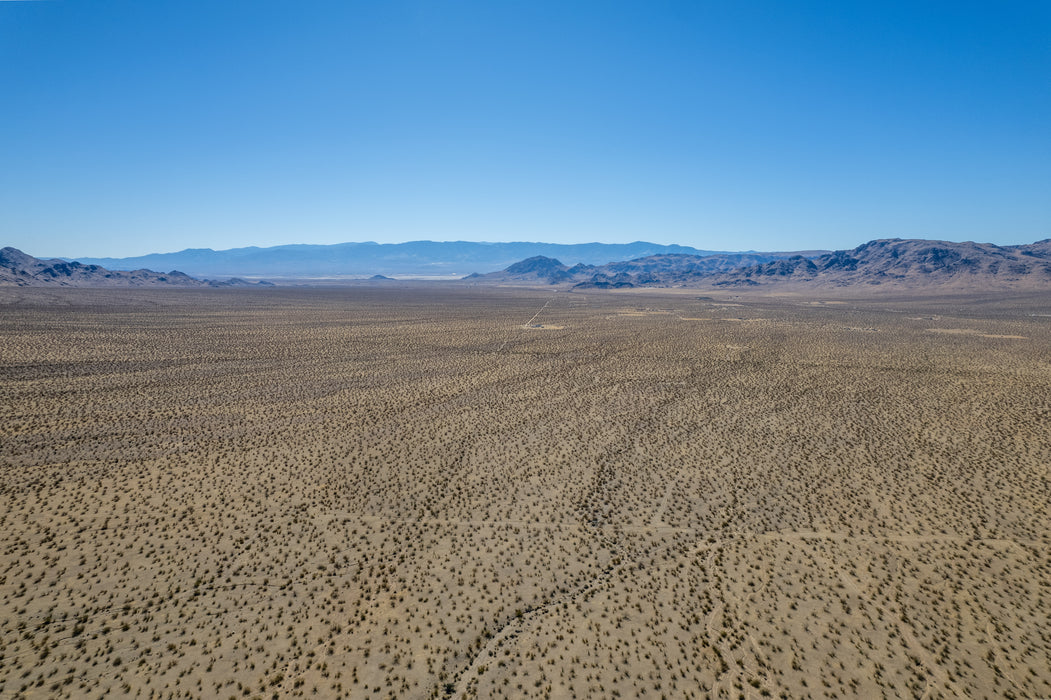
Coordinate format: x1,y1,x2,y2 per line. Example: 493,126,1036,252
2,0,1049,258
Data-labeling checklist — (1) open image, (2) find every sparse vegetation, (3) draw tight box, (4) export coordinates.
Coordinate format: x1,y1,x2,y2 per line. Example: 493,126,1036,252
1,285,1049,699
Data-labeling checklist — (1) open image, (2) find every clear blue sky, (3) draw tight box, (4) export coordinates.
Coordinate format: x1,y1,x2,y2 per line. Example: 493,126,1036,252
2,0,1049,258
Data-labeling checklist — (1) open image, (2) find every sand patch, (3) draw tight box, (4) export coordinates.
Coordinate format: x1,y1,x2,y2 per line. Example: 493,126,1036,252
927,328,1027,339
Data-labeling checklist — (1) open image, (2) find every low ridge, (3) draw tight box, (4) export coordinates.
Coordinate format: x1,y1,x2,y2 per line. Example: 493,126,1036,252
0,247,272,288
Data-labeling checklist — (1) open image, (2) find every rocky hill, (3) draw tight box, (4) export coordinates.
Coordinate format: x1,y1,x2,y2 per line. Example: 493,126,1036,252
467,252,812,286
711,238,1051,290
0,247,271,288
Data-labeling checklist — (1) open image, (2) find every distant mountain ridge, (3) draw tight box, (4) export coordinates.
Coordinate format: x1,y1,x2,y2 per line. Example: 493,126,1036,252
22,238,1051,290
467,251,822,286
0,247,270,288
469,239,1051,290
72,241,729,278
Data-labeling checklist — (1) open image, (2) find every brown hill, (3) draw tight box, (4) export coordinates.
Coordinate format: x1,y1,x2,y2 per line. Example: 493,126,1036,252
0,247,271,288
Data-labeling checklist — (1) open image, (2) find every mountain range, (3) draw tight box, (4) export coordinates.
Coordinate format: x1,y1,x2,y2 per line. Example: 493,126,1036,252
71,241,733,278
7,238,1051,291
0,247,271,288
710,238,1051,290
468,239,1051,290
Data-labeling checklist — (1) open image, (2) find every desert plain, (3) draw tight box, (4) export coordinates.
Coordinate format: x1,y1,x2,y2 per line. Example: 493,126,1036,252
0,285,1049,700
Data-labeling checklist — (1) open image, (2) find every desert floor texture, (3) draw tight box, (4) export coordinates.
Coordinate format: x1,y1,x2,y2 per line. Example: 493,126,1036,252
0,286,1049,700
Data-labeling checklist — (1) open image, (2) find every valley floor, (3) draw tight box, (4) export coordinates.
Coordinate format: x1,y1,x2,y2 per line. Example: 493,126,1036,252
1,286,1049,699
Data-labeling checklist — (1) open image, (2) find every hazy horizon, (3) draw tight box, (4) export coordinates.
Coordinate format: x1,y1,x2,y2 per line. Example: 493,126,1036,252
17,233,1051,264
